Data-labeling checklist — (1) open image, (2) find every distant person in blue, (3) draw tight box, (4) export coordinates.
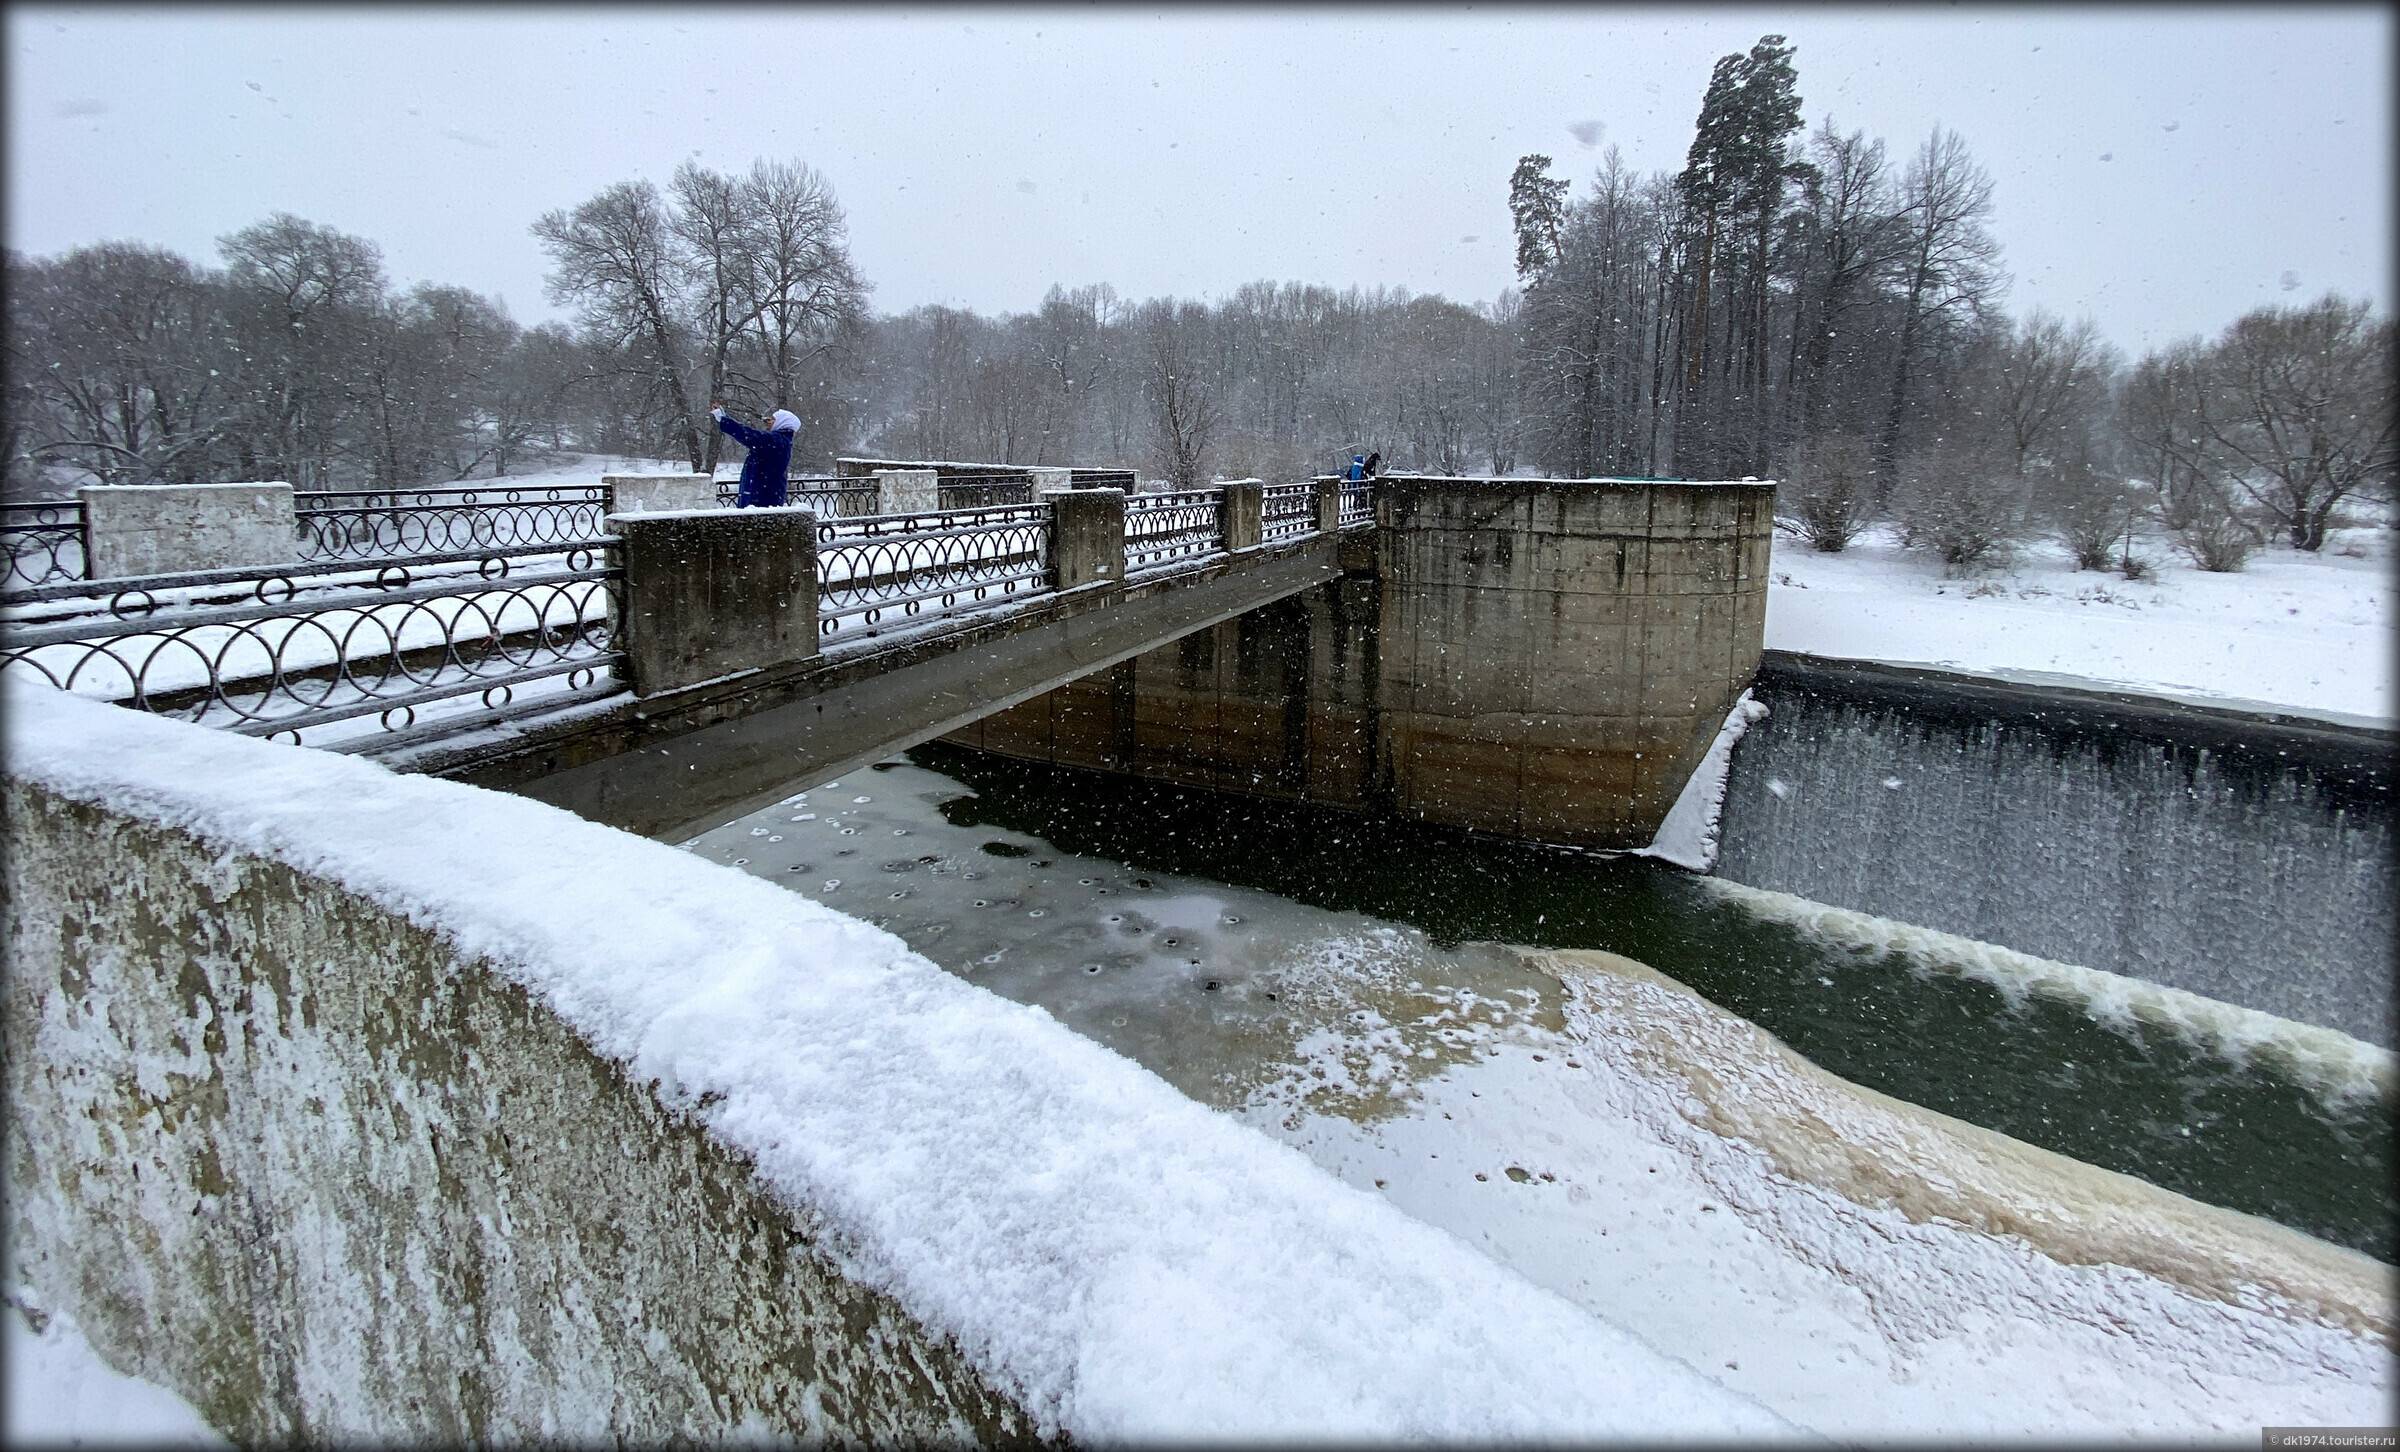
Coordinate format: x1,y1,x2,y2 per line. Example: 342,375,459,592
1345,453,1367,482
710,403,800,507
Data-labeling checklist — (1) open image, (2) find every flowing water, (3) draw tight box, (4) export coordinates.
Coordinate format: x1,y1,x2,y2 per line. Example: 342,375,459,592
687,741,2394,1264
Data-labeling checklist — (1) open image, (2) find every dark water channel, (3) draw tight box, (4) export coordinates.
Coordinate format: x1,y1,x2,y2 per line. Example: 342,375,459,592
688,741,2395,1262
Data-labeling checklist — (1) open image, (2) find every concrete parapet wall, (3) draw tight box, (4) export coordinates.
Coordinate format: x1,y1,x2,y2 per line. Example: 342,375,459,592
1,728,1034,1444
603,473,718,519
78,482,297,580
874,469,940,516
612,508,819,694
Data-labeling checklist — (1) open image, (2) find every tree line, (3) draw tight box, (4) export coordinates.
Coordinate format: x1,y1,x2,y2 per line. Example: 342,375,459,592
6,34,2389,571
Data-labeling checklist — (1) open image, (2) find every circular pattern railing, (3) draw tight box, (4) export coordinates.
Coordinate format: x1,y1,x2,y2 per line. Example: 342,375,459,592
294,485,608,562
0,501,89,588
815,505,1051,642
0,556,622,744
1124,488,1226,570
1262,483,1315,541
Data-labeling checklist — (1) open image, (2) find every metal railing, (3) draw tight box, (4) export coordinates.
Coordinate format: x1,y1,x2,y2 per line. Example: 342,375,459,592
294,484,607,562
1340,479,1374,528
1262,483,1314,542
814,504,1051,643
1123,488,1226,571
1,501,90,589
0,546,622,744
936,474,1036,511
716,474,878,514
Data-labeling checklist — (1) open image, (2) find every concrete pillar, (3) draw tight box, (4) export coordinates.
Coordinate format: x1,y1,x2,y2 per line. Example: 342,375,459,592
1371,476,1774,848
875,469,939,516
1218,481,1263,551
610,508,819,696
1050,488,1125,591
79,482,297,580
1027,467,1073,496
1313,476,1342,534
602,474,717,524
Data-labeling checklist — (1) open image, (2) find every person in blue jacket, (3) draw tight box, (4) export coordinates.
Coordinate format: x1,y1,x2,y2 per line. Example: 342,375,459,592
710,402,800,507
1344,453,1367,482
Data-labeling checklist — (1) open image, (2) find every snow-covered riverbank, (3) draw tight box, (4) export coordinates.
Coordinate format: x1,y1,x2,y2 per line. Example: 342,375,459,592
1766,523,2395,724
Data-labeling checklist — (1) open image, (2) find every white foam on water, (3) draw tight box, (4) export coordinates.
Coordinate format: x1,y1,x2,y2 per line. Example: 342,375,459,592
1696,876,2396,1109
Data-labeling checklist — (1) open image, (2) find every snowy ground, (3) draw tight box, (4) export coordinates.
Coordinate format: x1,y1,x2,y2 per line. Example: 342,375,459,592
1766,523,2396,724
4,1294,224,1447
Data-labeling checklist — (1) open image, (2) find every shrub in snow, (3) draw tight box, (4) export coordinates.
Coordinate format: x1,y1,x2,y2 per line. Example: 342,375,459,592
2155,470,2260,573
1891,441,2028,571
1775,432,1876,553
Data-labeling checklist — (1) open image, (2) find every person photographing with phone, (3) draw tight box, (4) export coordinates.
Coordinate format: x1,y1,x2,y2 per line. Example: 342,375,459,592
709,403,801,508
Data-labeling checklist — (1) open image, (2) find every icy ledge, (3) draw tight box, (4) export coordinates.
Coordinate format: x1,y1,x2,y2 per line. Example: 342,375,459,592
0,683,1794,1444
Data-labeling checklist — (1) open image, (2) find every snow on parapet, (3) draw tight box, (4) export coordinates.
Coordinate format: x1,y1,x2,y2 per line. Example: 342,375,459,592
1,683,1794,1443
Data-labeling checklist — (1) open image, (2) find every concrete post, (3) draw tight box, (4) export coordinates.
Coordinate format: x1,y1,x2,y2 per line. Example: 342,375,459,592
602,474,717,525
78,482,298,580
1027,467,1073,496
875,469,939,516
1313,476,1342,534
1218,480,1263,551
610,507,819,696
1049,488,1125,591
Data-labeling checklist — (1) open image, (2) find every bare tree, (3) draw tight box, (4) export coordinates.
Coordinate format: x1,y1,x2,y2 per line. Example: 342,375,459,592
2117,340,2256,571
1892,436,2027,569
2198,293,2396,551
7,242,238,484
1139,300,1217,487
533,181,701,469
1876,127,2004,491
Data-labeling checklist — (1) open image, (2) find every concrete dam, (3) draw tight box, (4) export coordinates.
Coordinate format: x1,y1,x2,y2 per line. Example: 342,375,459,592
947,474,1775,848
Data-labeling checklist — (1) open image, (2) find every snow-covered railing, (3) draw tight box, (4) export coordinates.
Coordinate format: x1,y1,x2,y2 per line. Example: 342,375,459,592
935,473,1036,511
1339,478,1374,528
0,500,89,589
0,547,621,745
1262,482,1314,542
813,504,1051,644
293,483,610,562
1124,487,1227,571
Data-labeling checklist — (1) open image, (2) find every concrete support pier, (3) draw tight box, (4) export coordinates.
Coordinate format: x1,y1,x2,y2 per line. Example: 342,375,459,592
1372,476,1772,844
954,475,1773,851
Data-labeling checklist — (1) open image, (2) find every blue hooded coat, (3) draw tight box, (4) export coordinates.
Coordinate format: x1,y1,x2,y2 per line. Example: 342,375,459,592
716,410,799,507
1345,454,1366,482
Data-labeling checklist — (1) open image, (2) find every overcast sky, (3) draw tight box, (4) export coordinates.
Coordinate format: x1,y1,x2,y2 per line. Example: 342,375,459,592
6,5,2389,353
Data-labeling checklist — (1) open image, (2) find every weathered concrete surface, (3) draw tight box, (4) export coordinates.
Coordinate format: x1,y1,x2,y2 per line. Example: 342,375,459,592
602,473,718,518
79,482,297,580
873,469,939,516
1053,488,1126,590
1218,481,1264,552
1372,477,1771,846
612,507,818,695
404,533,1345,841
0,777,1039,1445
958,478,1771,850
950,570,1383,809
